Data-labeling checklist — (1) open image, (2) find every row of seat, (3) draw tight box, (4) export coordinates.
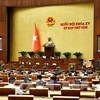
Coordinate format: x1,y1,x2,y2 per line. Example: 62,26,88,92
0,86,100,98
8,95,79,100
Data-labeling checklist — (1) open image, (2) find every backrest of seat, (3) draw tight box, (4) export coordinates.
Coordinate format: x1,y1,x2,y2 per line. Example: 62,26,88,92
95,90,100,98
61,81,69,87
0,87,15,96
65,76,75,84
1,75,8,82
72,84,88,91
16,75,24,80
20,83,36,90
31,75,38,81
46,84,61,90
61,89,80,97
53,96,79,100
0,82,8,87
8,95,34,100
29,88,48,96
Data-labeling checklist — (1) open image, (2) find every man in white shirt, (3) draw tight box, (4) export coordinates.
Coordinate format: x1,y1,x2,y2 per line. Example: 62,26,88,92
4,81,24,95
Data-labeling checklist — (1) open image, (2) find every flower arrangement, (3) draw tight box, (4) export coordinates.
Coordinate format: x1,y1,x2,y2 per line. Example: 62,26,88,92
63,52,71,58
73,52,83,58
54,51,61,58
28,51,35,58
19,51,27,57
36,51,44,57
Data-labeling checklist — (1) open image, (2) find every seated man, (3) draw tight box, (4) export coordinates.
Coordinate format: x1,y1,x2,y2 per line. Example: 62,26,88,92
75,79,81,84
36,74,45,87
48,75,60,84
4,79,24,95
9,76,16,84
23,74,30,83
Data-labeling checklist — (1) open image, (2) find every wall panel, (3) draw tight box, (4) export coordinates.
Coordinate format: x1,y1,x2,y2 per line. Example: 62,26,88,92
94,18,100,35
94,0,100,67
0,6,6,21
0,0,5,6
2,36,7,62
5,0,93,7
0,22,6,36
94,0,100,17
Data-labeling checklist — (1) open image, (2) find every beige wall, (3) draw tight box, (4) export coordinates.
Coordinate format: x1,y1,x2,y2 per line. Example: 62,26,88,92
10,3,94,66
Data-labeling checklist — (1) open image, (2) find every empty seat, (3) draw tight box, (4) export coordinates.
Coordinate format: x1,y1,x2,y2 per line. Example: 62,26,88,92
8,95,34,100
53,96,79,100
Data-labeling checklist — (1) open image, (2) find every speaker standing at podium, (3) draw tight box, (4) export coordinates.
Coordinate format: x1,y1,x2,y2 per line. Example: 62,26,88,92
43,37,55,47
43,37,55,58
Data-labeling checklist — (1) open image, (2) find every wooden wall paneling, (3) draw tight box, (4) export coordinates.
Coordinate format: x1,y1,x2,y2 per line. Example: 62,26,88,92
0,0,5,6
0,22,7,63
94,34,97,54
0,6,6,21
94,0,100,17
2,36,7,63
0,22,6,36
94,18,100,35
94,17,100,67
5,0,15,7
0,52,3,60
4,0,94,7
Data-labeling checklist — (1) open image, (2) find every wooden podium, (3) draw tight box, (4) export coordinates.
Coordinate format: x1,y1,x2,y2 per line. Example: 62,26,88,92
44,46,54,58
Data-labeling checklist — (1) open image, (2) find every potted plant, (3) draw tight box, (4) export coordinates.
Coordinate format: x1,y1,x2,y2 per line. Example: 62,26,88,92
54,51,61,58
56,66,61,71
19,51,27,57
1,63,5,69
43,65,47,69
0,61,3,66
81,67,86,71
20,64,25,69
73,52,83,58
96,67,100,71
10,64,15,69
36,51,44,58
63,52,71,58
28,51,35,58
32,65,37,69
